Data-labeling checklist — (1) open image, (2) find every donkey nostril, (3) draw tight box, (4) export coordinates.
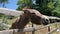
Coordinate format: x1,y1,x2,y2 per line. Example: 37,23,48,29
46,19,48,21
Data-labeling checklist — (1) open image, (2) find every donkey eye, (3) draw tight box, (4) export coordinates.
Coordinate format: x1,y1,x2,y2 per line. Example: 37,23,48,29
32,13,35,14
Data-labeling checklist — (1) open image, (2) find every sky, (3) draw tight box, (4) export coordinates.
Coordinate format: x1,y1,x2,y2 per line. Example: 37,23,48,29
0,0,35,10
6,0,18,10
0,0,18,10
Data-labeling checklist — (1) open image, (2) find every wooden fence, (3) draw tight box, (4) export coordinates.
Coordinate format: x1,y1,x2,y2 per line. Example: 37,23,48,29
0,23,60,34
0,8,60,34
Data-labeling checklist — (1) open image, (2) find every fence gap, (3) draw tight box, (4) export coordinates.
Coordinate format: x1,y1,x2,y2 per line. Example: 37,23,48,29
48,20,51,34
32,23,35,34
48,26,50,34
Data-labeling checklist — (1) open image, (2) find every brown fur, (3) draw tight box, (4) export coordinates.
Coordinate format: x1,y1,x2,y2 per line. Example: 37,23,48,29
23,9,49,25
10,10,31,29
10,6,50,29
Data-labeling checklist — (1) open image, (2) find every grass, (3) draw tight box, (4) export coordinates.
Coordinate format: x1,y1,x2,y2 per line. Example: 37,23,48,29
0,16,17,25
7,18,16,25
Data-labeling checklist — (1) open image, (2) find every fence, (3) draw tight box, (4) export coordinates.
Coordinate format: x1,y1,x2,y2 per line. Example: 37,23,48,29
0,23,60,34
0,8,60,34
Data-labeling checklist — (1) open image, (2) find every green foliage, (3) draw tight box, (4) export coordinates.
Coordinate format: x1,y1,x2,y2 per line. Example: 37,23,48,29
17,0,60,17
35,0,57,16
51,0,60,17
0,13,5,18
48,2,54,9
7,16,14,19
0,0,8,7
17,0,33,10
17,0,32,5
0,0,8,3
0,27,5,31
16,5,24,10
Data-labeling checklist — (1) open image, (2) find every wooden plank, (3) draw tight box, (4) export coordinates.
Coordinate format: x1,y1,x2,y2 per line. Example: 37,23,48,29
0,30,13,34
0,23,60,34
47,28,57,34
49,16,60,20
0,8,24,16
0,8,60,19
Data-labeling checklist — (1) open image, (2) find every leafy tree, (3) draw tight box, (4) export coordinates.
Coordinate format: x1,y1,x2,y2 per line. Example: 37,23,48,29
17,0,60,17
0,0,8,7
52,0,60,17
35,0,57,16
17,0,33,10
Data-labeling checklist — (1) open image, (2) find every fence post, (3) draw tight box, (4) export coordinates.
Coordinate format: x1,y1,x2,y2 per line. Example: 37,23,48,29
55,22,57,28
48,19,51,34
48,26,50,34
32,23,35,34
55,22,57,31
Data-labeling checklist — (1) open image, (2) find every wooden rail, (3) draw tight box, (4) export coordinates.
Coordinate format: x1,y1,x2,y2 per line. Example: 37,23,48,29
0,8,60,19
0,8,24,16
0,23,60,34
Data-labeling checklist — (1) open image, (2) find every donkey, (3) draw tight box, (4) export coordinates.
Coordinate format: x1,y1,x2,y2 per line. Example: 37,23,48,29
10,6,50,29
